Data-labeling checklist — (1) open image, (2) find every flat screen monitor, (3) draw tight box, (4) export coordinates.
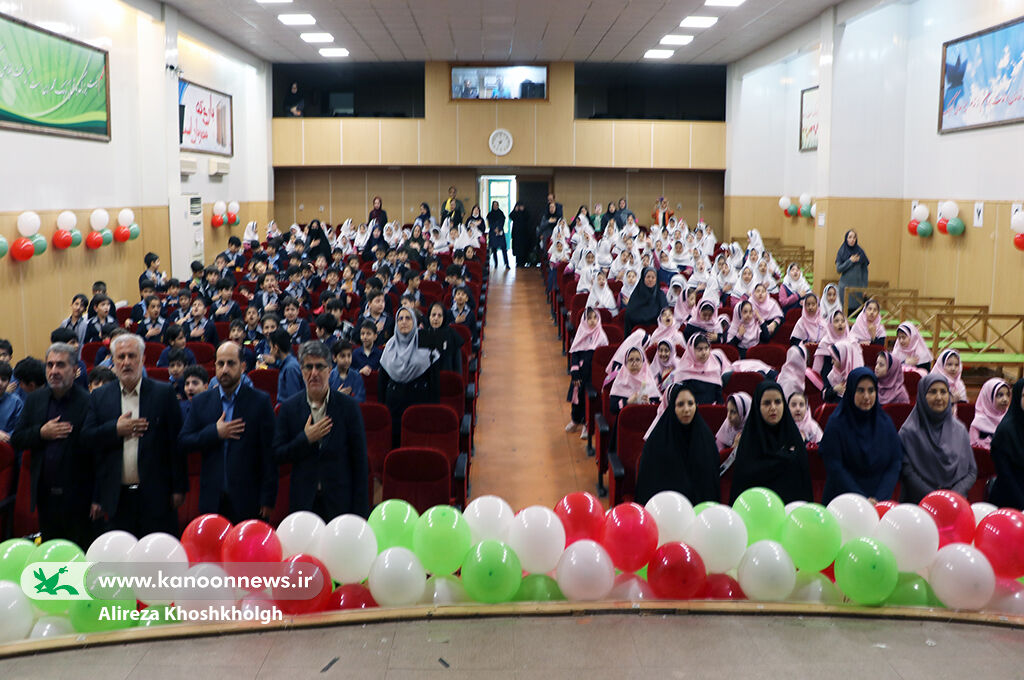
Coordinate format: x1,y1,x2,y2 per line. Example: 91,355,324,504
450,64,547,100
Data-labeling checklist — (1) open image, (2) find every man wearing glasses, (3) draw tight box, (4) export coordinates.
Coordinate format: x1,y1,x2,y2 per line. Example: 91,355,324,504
273,340,369,521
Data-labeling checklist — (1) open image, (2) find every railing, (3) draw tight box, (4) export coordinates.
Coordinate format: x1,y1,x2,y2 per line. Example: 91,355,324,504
928,311,1024,356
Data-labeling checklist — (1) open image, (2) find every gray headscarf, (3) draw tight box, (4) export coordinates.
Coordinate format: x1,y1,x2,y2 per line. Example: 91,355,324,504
898,372,974,490
380,308,439,383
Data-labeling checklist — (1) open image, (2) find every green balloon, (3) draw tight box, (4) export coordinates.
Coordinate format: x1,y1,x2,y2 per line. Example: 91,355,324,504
461,540,523,604
412,505,472,575
31,233,47,255
788,203,800,216
779,503,842,573
29,539,86,614
128,223,141,240
800,205,812,218
885,572,940,608
69,229,83,247
0,538,35,583
0,236,8,258
368,499,419,551
917,220,934,237
514,574,565,602
733,487,786,544
694,501,718,515
101,228,113,245
636,564,648,581
69,598,138,633
834,537,898,606
946,217,965,236
138,604,176,627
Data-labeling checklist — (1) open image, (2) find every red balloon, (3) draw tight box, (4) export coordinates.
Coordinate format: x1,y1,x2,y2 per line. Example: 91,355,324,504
919,490,975,547
221,519,282,565
52,229,73,250
783,207,792,217
647,542,706,600
936,217,949,234
212,214,224,227
181,513,232,565
874,500,897,519
700,573,746,600
820,562,836,583
328,583,378,610
975,509,1024,579
907,219,919,236
227,211,238,225
85,231,104,249
554,492,606,546
10,237,34,261
113,225,131,242
274,553,333,615
1014,233,1024,251
599,502,659,572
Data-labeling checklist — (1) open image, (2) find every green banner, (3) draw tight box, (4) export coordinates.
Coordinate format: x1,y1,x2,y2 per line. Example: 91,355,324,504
0,12,109,140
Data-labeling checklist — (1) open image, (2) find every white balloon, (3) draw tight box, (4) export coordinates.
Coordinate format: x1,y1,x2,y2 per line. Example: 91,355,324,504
0,582,33,642
911,204,929,223
213,200,227,215
737,540,796,601
127,532,188,605
971,502,998,527
507,505,566,574
683,505,748,573
56,210,77,231
810,204,817,219
173,563,236,614
872,504,939,572
789,570,844,605
16,211,41,237
30,616,73,639
986,579,1024,615
237,592,275,617
117,208,135,228
316,514,378,584
278,510,326,558
463,495,515,543
367,547,427,607
778,196,791,211
227,200,241,215
1011,210,1024,234
89,208,109,231
827,493,879,544
798,193,812,207
644,491,695,545
608,573,655,601
941,200,959,219
421,575,468,606
86,530,138,563
929,543,995,610
555,539,615,601
785,501,807,515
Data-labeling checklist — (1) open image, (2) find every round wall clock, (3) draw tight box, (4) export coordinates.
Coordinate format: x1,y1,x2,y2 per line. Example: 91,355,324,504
488,128,513,156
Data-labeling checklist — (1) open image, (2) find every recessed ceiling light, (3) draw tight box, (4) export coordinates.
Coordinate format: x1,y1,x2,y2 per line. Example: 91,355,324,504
278,13,316,25
680,15,718,28
319,47,349,57
300,32,333,43
660,34,694,46
644,49,674,59
705,0,745,6
255,0,293,4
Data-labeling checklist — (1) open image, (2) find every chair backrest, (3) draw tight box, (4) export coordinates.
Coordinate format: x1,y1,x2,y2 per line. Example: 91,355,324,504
0,441,15,515
401,404,460,465
784,307,802,324
860,344,884,373
81,342,104,368
147,367,170,382
420,280,444,299
745,344,787,370
116,306,133,325
711,343,740,363
144,342,165,367
724,371,766,399
214,322,231,341
615,404,659,503
187,342,216,365
607,279,623,297
903,370,921,403
590,344,620,391
360,402,392,482
955,403,975,430
363,370,379,403
814,403,838,431
451,324,472,348
382,447,452,513
438,371,466,419
771,322,795,343
698,404,727,434
247,368,279,403
882,403,914,430
604,325,624,345
13,450,37,537
569,293,588,318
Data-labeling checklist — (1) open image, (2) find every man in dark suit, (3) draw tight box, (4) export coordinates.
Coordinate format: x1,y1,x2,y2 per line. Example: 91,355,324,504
82,334,184,536
273,340,369,521
179,342,276,523
11,342,93,546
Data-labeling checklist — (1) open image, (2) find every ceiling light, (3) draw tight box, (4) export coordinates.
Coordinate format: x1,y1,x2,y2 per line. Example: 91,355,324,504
300,32,333,43
255,0,293,4
680,15,718,29
705,0,745,6
660,34,694,46
278,13,316,25
644,49,674,59
319,47,349,57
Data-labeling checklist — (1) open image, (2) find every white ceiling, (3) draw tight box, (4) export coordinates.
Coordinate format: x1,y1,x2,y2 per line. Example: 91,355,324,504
165,0,839,64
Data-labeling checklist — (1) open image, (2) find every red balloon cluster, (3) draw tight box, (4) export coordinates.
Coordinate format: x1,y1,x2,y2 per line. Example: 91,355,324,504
974,509,1024,579
181,514,232,564
329,584,377,610
937,217,949,234
274,553,333,614
212,214,224,228
85,232,104,249
52,229,73,250
647,542,706,599
919,490,975,547
554,492,605,546
222,519,283,566
600,503,659,573
113,225,131,242
700,573,745,600
907,219,919,236
10,237,34,261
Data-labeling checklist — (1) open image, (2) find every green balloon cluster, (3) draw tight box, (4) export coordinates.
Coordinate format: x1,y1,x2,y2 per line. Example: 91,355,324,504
946,217,966,236
885,573,939,608
29,539,86,614
694,501,718,515
461,541,522,603
733,487,785,544
779,503,842,573
0,538,35,582
514,574,565,602
833,537,898,606
916,220,934,237
368,499,418,551
412,505,472,575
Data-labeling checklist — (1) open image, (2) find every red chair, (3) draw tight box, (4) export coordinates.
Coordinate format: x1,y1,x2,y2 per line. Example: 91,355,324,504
860,343,884,372
82,342,104,368
420,280,444,299
187,342,216,365
814,403,838,431
214,322,231,341
698,404,727,434
969,446,995,503
904,370,921,402
608,404,659,505
711,343,740,363
784,307,802,324
724,372,765,400
955,403,975,431
147,367,170,382
771,322,795,344
586,344,620,457
248,368,279,404
176,452,202,532
270,463,292,527
401,405,467,508
381,448,452,514
144,342,165,367
808,447,826,503
883,403,914,430
0,442,16,538
440,371,474,455
746,344,787,370
363,370,379,403
360,402,392,499
12,450,37,537
604,325,624,345
116,306,133,325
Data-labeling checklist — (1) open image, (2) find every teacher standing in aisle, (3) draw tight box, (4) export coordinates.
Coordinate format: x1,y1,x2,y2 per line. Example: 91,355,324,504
835,229,869,314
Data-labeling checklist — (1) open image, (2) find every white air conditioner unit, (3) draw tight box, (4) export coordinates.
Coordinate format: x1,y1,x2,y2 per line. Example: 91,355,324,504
180,157,198,175
208,158,230,176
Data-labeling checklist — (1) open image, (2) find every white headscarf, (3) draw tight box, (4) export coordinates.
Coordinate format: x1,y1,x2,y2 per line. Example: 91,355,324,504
380,309,440,382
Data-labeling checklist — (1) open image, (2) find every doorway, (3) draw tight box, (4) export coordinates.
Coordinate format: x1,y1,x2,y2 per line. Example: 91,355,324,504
516,177,551,266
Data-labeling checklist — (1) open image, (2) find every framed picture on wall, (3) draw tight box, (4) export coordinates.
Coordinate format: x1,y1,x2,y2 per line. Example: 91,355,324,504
799,86,819,152
0,12,110,141
939,15,1024,134
179,80,233,156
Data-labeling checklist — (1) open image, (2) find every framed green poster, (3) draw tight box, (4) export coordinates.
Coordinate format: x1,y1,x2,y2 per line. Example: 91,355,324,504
0,12,110,141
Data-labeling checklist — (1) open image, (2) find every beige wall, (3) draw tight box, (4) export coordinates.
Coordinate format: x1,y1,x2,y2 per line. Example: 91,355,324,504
272,63,726,170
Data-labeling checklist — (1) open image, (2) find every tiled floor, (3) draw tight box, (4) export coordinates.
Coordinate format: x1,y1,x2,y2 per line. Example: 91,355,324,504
4,613,1024,679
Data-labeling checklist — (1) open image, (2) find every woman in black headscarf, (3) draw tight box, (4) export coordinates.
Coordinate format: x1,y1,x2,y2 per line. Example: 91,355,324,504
729,380,813,503
898,373,976,503
419,301,463,374
361,223,388,262
368,196,388,230
486,200,508,270
819,367,903,504
988,379,1024,509
623,267,668,336
306,219,331,261
510,202,532,266
379,307,441,444
635,384,721,505
835,229,869,314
